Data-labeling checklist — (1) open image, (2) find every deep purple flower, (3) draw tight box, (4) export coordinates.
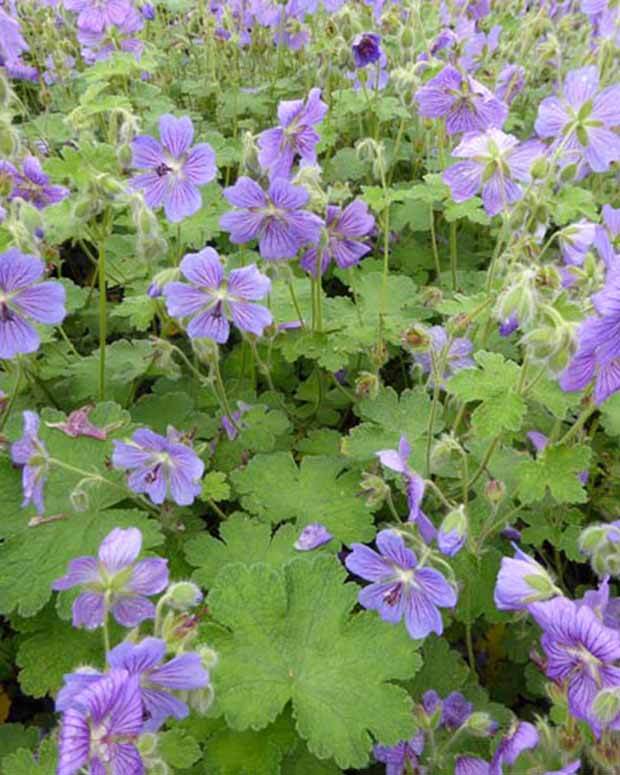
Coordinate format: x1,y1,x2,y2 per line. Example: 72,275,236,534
141,1,155,19
58,669,144,775
499,313,519,337
300,200,375,276
0,249,66,359
220,176,323,261
444,129,544,216
535,65,620,174
413,326,474,384
131,114,216,223
112,426,204,506
107,637,209,725
423,690,473,728
63,0,134,32
163,248,272,343
294,523,333,551
10,411,49,514
495,64,525,105
257,88,327,180
529,596,620,731
495,544,559,611
415,65,508,135
0,7,28,65
345,529,457,640
373,731,424,775
7,156,69,210
52,527,169,630
376,435,437,543
352,32,382,68
455,721,538,774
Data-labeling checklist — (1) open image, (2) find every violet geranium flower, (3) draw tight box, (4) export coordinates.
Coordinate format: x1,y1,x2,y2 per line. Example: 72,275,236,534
494,544,560,611
58,669,144,775
352,32,383,67
257,88,328,180
63,0,135,32
443,129,544,216
0,248,67,359
455,721,539,775
131,114,217,223
529,596,620,732
163,247,272,343
300,200,375,276
112,426,204,506
415,65,508,135
10,411,49,514
535,65,620,174
107,637,209,726
220,176,323,261
7,155,69,210
373,731,425,774
52,527,169,630
344,529,457,639
294,523,333,551
0,7,28,66
412,325,474,384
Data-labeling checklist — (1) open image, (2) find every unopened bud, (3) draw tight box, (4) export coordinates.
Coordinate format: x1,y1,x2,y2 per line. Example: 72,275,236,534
437,505,467,557
198,645,219,670
164,581,203,611
359,472,390,508
402,325,431,352
531,157,549,180
592,687,620,726
464,712,497,738
485,479,506,504
137,733,159,757
355,371,379,399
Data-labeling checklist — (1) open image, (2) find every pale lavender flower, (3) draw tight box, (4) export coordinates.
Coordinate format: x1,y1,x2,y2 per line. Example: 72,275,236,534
0,249,66,359
345,529,457,639
52,527,169,630
413,326,474,384
0,6,28,65
300,200,375,276
78,8,144,63
107,637,209,726
220,176,323,261
373,731,425,775
257,88,327,180
163,247,272,343
10,411,49,514
546,763,581,775
579,577,620,632
7,156,68,209
559,221,597,265
535,65,620,174
131,114,216,223
595,204,620,267
112,426,204,506
455,722,538,775
63,0,134,32
529,596,620,732
443,129,544,216
295,523,333,551
415,65,508,135
57,669,144,775
494,544,559,611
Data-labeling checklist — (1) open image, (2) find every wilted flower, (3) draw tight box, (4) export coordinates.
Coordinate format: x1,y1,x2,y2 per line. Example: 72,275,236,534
52,527,169,629
163,248,272,343
131,114,217,223
345,529,457,639
10,410,49,514
0,248,66,359
112,426,204,506
46,405,108,440
220,176,323,260
294,523,333,551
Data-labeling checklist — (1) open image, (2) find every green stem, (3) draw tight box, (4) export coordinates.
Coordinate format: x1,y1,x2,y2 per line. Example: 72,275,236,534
558,401,597,445
429,206,441,279
98,234,107,402
286,277,305,328
449,221,458,290
0,359,23,432
467,435,500,489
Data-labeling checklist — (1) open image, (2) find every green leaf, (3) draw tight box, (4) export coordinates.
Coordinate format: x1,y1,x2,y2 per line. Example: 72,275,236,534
406,637,470,698
0,724,39,759
554,186,598,225
111,295,158,332
1,737,57,775
446,351,526,437
0,509,163,617
184,513,299,587
231,453,375,543
158,728,202,769
204,556,421,768
342,387,443,464
516,444,591,504
200,471,231,503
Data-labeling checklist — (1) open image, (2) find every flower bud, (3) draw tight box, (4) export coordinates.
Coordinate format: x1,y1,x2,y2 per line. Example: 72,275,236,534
495,268,539,328
137,733,159,757
494,544,560,611
592,687,620,726
164,581,203,611
485,479,506,504
401,325,431,352
530,157,550,180
359,472,390,508
188,684,215,715
355,371,379,399
437,505,467,557
198,645,219,670
192,337,220,366
464,712,497,738
148,267,180,298
579,522,620,577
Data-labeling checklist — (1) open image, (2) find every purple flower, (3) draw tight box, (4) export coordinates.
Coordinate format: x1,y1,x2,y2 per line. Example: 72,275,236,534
163,248,272,343
0,248,67,359
455,721,539,774
376,435,437,543
107,637,209,726
559,221,597,265
415,65,508,135
352,32,382,67
579,577,620,632
220,176,323,261
546,763,581,775
595,204,620,267
423,690,473,728
7,156,69,210
529,596,620,731
64,0,134,32
294,523,333,551
535,65,620,174
10,411,49,514
494,544,559,611
58,669,144,775
443,129,544,216
0,7,28,65
112,426,204,506
437,506,467,557
373,731,424,775
499,313,519,337
257,88,327,180
141,1,155,19
78,8,144,62
221,400,252,440
413,326,474,384
495,64,525,104
300,200,375,276
52,527,169,630
131,114,217,223
344,529,457,639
